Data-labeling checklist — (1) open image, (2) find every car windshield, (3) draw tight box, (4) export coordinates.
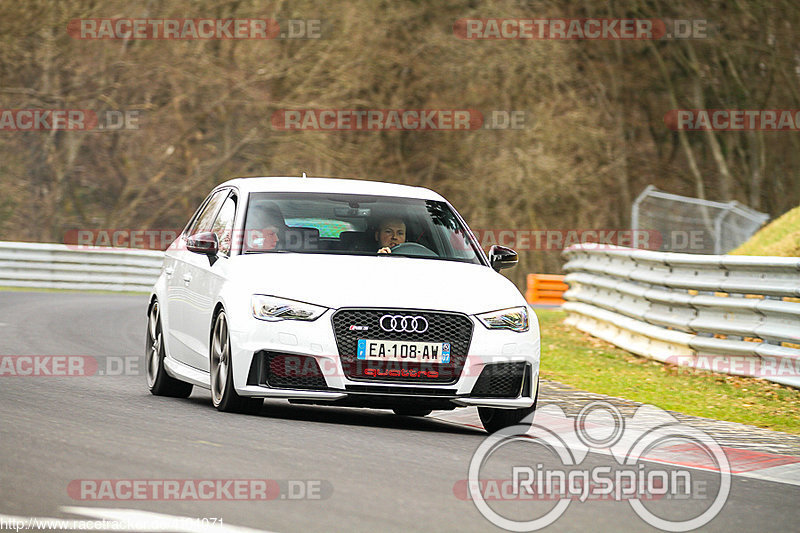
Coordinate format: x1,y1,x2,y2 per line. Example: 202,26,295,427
242,192,484,264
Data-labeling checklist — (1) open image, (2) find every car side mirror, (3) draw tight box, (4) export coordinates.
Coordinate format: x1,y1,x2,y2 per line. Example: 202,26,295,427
186,232,219,256
489,245,518,272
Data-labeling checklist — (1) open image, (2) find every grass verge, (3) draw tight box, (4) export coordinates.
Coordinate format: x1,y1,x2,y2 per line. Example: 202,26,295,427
537,309,800,435
731,204,800,256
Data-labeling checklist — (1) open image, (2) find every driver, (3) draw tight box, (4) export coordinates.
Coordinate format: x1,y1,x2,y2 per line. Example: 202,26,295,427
246,207,285,251
375,217,406,254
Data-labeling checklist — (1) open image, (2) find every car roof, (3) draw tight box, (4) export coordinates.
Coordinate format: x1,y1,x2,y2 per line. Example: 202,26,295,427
215,176,447,201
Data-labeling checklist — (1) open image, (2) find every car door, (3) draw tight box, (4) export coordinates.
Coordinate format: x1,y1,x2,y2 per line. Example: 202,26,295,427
166,189,227,368
181,190,238,371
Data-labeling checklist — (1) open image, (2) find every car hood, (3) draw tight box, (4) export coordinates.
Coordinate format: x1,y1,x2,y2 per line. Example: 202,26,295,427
228,253,526,315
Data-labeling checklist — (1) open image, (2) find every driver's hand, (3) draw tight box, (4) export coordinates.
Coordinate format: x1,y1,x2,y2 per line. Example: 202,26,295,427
377,247,392,254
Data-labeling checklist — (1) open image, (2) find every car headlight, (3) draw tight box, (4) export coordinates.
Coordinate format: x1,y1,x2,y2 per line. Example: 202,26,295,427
252,295,327,322
476,306,529,332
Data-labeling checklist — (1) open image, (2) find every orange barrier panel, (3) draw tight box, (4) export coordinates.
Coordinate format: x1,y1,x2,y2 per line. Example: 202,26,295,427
526,274,567,305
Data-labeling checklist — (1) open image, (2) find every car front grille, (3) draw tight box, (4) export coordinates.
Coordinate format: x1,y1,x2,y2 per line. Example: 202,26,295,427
332,308,473,384
470,362,527,398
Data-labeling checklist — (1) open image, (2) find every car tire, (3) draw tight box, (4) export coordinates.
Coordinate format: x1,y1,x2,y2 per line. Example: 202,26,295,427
478,378,539,433
146,300,193,398
210,310,263,415
392,408,433,417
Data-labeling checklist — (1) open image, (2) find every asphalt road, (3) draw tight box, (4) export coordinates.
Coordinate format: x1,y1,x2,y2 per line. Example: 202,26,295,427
0,291,797,532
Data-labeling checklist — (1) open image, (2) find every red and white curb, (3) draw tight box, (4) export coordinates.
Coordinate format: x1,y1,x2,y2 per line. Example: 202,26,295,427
431,407,800,487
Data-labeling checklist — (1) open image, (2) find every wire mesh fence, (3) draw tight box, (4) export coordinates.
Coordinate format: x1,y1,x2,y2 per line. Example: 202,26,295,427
631,186,769,254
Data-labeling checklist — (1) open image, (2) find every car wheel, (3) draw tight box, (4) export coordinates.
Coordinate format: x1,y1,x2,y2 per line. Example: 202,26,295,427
210,310,263,414
392,408,432,417
146,300,193,398
478,378,539,433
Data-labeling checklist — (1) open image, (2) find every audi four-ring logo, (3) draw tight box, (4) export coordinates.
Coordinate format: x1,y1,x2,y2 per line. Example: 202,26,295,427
379,314,429,333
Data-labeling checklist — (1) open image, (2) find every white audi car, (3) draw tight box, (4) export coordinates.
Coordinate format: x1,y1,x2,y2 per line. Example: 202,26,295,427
146,176,540,432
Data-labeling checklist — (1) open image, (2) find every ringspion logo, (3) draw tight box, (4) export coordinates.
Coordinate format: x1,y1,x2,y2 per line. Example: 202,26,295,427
463,401,730,531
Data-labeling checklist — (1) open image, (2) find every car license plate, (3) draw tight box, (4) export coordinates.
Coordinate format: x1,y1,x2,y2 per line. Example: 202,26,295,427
357,339,451,364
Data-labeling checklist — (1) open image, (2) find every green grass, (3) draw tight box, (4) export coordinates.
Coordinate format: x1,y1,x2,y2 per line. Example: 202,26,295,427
731,204,800,256
536,309,800,435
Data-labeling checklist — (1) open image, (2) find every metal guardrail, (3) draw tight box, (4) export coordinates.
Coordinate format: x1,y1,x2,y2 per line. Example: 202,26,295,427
2,240,798,388
0,241,164,293
562,244,800,388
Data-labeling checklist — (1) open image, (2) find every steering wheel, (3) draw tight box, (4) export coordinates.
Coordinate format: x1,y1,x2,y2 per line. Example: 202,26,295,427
388,242,439,257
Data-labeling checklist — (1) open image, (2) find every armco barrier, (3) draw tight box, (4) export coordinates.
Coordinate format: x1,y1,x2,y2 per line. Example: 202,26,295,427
562,244,800,388
0,241,164,292
525,273,567,306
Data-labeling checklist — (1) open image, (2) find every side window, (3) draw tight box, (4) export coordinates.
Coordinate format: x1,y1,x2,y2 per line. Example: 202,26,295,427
212,194,237,256
187,190,227,237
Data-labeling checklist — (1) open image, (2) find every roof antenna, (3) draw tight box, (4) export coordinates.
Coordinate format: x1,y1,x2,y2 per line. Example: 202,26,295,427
301,172,308,178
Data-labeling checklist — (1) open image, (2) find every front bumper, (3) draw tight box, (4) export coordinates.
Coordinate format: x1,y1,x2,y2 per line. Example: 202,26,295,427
228,308,540,410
